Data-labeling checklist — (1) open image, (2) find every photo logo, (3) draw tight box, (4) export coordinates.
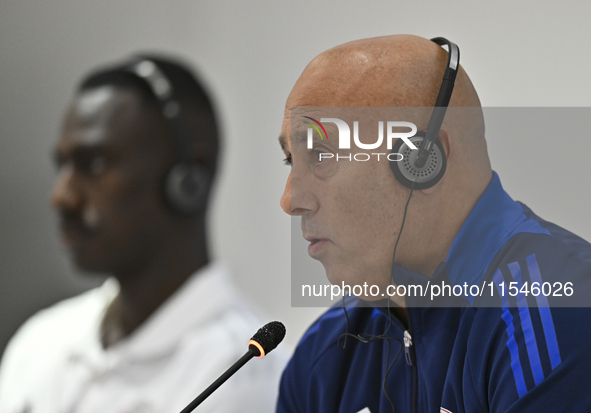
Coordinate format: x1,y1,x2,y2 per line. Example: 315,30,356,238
303,117,418,162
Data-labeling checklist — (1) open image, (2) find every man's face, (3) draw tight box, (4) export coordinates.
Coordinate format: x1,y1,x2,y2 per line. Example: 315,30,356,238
52,86,173,275
280,107,413,295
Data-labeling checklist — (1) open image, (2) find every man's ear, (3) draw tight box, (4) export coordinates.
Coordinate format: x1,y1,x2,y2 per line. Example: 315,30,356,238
421,127,453,195
437,126,453,161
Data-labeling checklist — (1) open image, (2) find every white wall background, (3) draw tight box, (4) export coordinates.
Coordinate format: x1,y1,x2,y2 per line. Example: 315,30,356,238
1,0,590,355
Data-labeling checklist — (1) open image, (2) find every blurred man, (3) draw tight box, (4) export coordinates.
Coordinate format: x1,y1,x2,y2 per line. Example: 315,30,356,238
276,35,591,412
0,55,287,413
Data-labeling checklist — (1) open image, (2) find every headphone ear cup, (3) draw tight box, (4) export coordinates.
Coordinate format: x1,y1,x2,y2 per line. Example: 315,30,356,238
390,133,447,190
164,163,209,215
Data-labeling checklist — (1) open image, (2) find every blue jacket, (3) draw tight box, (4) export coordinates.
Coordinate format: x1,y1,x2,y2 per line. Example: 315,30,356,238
276,173,591,413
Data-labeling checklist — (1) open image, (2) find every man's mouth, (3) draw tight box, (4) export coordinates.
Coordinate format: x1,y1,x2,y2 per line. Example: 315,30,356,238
58,217,97,247
60,224,87,244
305,236,329,257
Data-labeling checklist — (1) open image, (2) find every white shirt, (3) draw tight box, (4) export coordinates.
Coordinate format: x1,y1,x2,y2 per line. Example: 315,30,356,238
0,262,289,413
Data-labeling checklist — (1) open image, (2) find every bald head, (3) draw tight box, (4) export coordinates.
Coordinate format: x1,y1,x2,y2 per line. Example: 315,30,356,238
289,35,480,108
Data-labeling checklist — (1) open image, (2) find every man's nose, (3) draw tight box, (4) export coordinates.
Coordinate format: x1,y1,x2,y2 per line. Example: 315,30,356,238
51,165,83,212
280,172,319,216
280,174,292,215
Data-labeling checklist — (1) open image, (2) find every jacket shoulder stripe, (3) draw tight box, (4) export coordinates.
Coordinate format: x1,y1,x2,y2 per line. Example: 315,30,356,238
507,261,545,385
492,269,528,397
525,253,562,369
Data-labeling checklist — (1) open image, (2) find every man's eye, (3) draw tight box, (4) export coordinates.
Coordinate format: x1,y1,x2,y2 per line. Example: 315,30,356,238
75,155,106,176
88,156,106,176
311,150,332,164
283,154,292,166
53,156,65,171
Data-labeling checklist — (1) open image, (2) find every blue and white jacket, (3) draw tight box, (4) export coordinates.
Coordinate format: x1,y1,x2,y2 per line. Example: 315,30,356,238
276,173,591,413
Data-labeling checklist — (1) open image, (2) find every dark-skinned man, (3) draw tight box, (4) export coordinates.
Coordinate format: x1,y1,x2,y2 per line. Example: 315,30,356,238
276,35,591,412
0,56,287,413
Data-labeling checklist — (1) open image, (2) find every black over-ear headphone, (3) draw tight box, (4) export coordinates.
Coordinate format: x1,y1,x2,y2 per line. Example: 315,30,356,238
390,37,460,190
126,59,210,215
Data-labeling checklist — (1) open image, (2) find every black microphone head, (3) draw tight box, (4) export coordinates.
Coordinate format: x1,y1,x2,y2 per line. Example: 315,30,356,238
248,321,286,357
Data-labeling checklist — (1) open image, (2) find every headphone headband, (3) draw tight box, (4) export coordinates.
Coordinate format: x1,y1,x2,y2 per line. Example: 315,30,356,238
430,37,459,71
126,58,192,160
413,37,460,169
127,59,178,116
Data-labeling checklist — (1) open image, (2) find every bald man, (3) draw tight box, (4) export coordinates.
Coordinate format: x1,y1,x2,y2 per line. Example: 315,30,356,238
276,35,591,412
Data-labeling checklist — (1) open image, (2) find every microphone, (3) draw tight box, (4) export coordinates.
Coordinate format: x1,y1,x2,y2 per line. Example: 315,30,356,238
179,321,286,413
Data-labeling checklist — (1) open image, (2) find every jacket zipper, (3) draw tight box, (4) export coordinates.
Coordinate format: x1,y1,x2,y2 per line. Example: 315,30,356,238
388,307,419,413
404,321,418,413
404,330,413,365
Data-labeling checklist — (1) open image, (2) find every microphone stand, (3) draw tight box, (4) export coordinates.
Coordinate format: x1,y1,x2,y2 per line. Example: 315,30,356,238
179,348,256,413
